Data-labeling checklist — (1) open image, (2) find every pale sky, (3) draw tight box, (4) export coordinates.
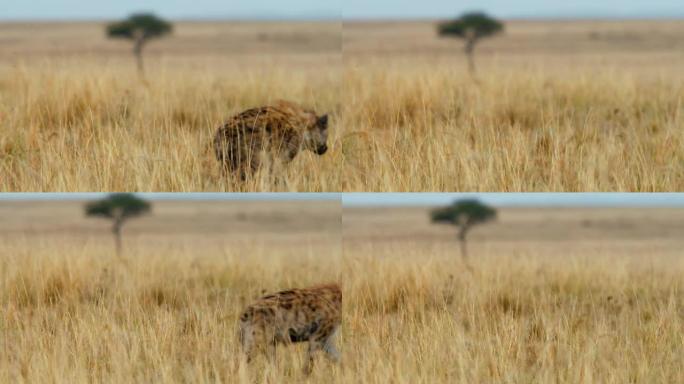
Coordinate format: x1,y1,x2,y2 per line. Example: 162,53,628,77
0,0,342,21
1,0,681,21
343,0,684,20
342,193,684,207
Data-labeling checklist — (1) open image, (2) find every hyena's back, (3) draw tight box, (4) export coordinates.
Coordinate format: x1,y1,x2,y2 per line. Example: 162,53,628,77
213,101,316,175
239,284,341,342
239,284,342,371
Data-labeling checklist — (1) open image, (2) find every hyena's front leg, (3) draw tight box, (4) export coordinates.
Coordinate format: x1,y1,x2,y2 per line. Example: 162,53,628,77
322,327,341,363
266,338,277,364
266,151,291,190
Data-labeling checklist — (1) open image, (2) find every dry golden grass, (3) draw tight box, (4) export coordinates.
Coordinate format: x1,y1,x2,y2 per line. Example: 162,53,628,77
0,62,341,191
2,20,684,191
341,65,684,191
342,246,684,383
0,242,344,382
0,22,341,192
0,199,343,382
341,20,684,191
340,206,684,382
2,201,684,382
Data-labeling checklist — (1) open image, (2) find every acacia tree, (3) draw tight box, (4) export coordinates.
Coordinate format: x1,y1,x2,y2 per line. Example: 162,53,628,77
438,12,504,76
431,199,497,264
85,194,151,257
106,13,172,76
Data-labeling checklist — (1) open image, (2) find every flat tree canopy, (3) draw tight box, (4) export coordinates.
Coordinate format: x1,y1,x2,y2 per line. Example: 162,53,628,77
85,193,151,220
106,13,172,75
431,199,497,263
431,199,497,227
85,193,151,257
438,12,504,41
107,14,173,40
438,12,504,75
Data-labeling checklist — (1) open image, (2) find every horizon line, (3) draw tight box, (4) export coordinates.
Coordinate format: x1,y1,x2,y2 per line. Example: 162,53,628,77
1,14,683,23
342,202,684,208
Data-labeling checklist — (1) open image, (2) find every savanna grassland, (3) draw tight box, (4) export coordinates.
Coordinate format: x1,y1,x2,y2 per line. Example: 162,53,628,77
0,21,342,192
342,206,684,382
3,198,684,383
0,199,343,382
342,20,684,191
2,20,683,192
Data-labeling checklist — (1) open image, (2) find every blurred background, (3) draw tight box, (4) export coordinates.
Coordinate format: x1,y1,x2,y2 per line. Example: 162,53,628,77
343,0,684,72
0,1,343,192
343,193,684,260
5,0,682,71
344,0,684,20
0,193,341,259
2,1,682,192
338,193,684,382
0,193,342,382
2,193,683,381
0,1,341,66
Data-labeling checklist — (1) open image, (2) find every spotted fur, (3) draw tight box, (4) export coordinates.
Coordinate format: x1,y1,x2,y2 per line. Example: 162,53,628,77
213,100,329,179
238,284,342,373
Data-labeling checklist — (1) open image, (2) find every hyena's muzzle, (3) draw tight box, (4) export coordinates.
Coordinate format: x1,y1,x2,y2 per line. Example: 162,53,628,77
316,144,328,155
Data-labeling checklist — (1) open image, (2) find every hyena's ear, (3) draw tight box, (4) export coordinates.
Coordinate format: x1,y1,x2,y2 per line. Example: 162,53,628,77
317,114,329,129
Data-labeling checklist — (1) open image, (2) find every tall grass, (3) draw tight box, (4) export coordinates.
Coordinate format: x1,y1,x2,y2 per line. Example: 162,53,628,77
0,236,342,383
2,58,682,191
341,243,683,383
0,60,341,192
2,236,682,382
341,62,684,191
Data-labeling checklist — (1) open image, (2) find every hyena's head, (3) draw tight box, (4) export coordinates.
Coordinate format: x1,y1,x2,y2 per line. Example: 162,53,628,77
303,114,329,156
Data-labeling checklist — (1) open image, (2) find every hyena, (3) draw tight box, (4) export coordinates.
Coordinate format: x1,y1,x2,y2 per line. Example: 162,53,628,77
213,100,329,180
238,284,342,373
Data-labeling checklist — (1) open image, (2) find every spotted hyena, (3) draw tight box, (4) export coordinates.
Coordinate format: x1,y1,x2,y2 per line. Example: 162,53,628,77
238,284,342,373
213,100,329,180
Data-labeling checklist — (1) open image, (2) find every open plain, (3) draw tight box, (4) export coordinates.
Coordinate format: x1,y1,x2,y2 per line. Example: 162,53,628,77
0,21,342,191
2,199,683,382
0,198,343,382
341,20,684,191
1,20,683,191
341,205,684,382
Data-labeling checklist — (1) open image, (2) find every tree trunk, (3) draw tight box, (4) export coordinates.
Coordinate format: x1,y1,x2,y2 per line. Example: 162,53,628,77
133,37,146,78
112,219,123,258
458,226,470,267
456,223,475,272
464,37,477,77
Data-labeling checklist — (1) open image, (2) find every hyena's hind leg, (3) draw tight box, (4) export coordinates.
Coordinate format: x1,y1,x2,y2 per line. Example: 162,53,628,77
215,142,252,183
239,322,255,363
240,324,277,365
